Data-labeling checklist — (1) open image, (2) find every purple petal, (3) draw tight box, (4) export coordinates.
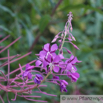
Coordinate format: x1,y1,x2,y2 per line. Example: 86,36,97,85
71,57,78,64
62,80,68,85
53,66,59,73
70,55,75,60
45,54,52,63
66,63,72,70
34,78,41,84
53,55,61,63
43,43,50,52
39,50,47,59
45,57,50,63
63,88,68,92
26,64,35,71
42,60,48,68
60,85,67,92
53,75,59,80
23,71,28,77
36,60,42,66
60,68,65,74
46,54,53,63
59,54,64,59
51,44,58,52
67,72,80,82
51,53,57,59
65,55,75,63
74,57,82,63
76,60,82,63
59,61,66,68
23,72,32,80
65,59,69,64
28,72,32,80
36,74,43,80
34,74,43,84
71,66,77,73
26,64,30,69
28,66,35,70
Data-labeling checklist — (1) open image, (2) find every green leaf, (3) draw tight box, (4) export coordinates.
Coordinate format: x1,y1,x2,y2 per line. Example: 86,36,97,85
39,14,51,32
26,29,34,47
95,12,102,38
19,19,34,47
0,4,15,17
0,25,11,33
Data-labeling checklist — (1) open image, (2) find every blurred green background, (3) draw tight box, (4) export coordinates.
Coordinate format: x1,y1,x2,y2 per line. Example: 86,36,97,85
0,0,103,103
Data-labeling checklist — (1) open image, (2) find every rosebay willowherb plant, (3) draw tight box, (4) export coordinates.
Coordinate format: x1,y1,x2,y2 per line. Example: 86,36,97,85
0,12,81,103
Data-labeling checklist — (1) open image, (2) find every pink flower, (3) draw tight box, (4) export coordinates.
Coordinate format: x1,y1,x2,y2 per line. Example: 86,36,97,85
60,80,68,92
25,63,35,71
23,71,32,80
67,72,80,82
65,55,81,73
39,43,58,59
45,54,61,73
22,64,34,80
34,74,43,84
64,55,81,82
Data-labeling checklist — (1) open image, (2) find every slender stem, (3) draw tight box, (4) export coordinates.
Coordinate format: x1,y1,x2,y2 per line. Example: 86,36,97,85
0,71,51,93
0,35,10,43
51,0,63,17
6,60,36,76
0,95,4,103
0,54,20,60
59,33,66,53
0,37,21,54
0,52,31,68
8,50,10,83
41,71,51,84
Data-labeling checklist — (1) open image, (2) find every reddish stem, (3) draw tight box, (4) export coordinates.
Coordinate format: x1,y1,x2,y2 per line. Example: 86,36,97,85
0,35,10,43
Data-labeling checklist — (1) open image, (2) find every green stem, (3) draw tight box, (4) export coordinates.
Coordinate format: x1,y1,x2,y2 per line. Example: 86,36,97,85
59,34,66,54
41,71,51,84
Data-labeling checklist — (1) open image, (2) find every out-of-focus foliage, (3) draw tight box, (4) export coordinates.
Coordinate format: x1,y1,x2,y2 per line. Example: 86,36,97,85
0,0,103,103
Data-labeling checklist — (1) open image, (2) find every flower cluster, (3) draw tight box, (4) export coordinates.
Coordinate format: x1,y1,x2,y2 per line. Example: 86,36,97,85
0,12,81,103
34,43,81,92
33,12,81,93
